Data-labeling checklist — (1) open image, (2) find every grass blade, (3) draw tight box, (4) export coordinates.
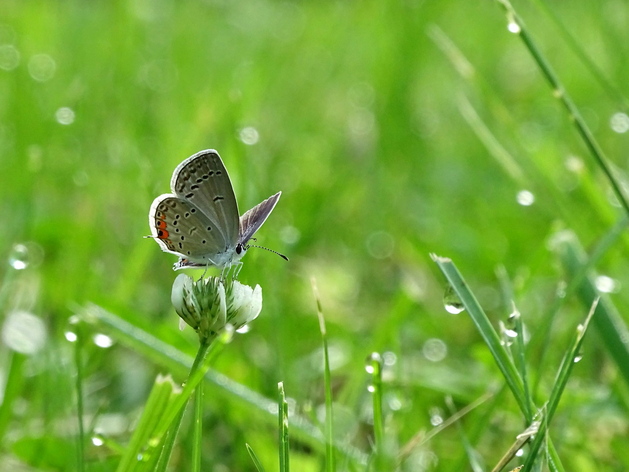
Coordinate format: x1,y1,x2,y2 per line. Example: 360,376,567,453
192,381,204,472
495,0,629,217
152,407,186,472
278,382,289,472
552,231,629,385
73,328,85,472
366,352,385,468
312,278,335,472
246,443,266,472
431,254,528,418
522,299,598,471
115,374,180,472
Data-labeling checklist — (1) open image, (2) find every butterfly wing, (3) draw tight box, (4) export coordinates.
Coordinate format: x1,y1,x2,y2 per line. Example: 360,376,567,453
170,150,239,248
149,194,226,266
239,191,281,245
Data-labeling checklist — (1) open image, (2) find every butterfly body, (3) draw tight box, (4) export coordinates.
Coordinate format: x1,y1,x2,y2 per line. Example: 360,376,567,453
148,149,281,273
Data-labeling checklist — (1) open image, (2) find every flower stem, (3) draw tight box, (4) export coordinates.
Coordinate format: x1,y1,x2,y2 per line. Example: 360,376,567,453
192,380,204,472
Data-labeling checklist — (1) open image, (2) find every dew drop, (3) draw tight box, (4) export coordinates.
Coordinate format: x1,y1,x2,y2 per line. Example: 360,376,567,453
93,333,114,348
236,324,250,334
423,338,447,362
365,352,382,373
610,112,629,134
91,436,104,447
595,275,618,293
507,21,521,34
507,310,519,326
56,107,75,125
386,393,403,411
516,190,535,206
443,284,464,314
429,407,444,426
382,351,397,366
504,328,518,338
65,331,77,342
239,126,259,145
573,353,583,363
9,243,29,270
367,385,375,393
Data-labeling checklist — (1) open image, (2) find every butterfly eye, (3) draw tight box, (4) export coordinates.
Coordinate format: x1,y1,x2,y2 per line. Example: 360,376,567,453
236,244,243,255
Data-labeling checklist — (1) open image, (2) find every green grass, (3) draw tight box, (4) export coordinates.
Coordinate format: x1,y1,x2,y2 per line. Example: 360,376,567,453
2,0,629,470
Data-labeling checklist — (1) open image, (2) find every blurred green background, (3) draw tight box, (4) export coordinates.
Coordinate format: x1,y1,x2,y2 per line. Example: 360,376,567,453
2,0,629,470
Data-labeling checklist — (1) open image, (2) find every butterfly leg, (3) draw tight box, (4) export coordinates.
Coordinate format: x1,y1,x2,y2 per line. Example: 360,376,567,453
219,264,230,282
197,263,210,282
233,262,243,279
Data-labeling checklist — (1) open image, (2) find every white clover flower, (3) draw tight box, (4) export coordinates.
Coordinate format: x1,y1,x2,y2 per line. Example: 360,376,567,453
171,274,262,342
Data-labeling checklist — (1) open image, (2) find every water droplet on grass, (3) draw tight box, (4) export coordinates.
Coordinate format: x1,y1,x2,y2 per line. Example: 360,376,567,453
93,333,114,348
507,21,521,34
239,126,259,145
595,275,618,293
56,107,75,125
9,243,29,270
516,190,535,206
443,284,464,314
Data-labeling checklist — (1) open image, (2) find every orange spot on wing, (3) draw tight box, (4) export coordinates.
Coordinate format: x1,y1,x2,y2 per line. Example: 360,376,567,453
158,229,169,239
156,220,167,229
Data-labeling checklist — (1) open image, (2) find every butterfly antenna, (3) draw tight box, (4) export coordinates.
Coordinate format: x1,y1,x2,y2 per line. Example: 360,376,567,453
247,245,289,261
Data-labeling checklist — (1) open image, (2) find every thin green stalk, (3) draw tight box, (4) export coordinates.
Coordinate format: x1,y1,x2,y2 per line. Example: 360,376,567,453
246,444,267,472
554,231,629,386
153,407,187,472
495,0,629,217
398,392,492,466
367,353,384,458
192,380,204,472
522,299,598,471
431,254,528,417
445,397,484,472
278,382,289,472
511,308,532,422
312,278,335,472
115,375,179,472
531,216,629,394
74,330,85,472
529,0,629,111
150,336,215,445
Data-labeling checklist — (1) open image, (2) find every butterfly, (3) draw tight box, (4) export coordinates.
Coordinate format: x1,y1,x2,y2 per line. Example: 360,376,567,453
148,149,286,276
